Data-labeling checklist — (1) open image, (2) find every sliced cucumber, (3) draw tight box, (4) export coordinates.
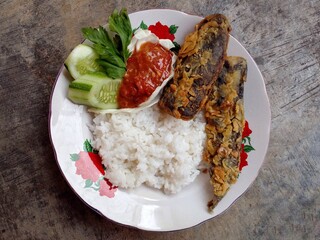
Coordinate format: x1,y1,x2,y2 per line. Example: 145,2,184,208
65,44,103,79
68,72,121,109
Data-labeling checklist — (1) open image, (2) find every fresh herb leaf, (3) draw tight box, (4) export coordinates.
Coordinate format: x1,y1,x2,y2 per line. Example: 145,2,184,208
82,26,119,57
81,26,126,79
81,8,132,79
93,44,125,68
96,59,126,79
112,34,122,55
108,8,132,62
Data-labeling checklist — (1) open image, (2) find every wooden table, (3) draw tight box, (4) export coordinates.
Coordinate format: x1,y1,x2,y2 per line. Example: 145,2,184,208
0,0,319,239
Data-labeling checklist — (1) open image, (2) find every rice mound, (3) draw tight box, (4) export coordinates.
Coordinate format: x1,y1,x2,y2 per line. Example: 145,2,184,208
91,105,206,194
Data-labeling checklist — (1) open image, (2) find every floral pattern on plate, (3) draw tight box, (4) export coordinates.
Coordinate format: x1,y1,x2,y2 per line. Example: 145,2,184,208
70,139,117,198
240,120,254,171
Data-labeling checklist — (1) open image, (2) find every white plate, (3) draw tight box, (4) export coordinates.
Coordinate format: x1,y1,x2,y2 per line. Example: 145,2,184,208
49,9,271,231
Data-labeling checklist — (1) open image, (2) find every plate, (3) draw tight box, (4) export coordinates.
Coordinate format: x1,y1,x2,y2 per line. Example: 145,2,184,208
49,9,271,231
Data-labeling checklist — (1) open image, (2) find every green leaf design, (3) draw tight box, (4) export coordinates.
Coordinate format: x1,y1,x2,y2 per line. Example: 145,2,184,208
83,139,93,152
94,180,101,188
84,179,93,188
244,145,255,152
70,153,79,161
133,21,148,32
247,136,252,145
169,25,178,34
242,137,253,146
93,148,99,154
171,41,181,53
139,21,148,30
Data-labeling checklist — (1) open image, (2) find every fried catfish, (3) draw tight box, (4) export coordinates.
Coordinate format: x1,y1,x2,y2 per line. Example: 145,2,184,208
158,14,231,120
204,56,247,211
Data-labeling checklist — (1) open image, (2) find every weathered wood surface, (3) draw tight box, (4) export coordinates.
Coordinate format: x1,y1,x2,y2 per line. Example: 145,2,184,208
0,0,319,239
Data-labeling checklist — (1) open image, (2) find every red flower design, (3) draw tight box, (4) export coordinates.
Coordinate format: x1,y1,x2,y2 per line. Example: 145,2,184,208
242,120,252,138
239,144,248,171
89,152,105,175
75,151,104,182
99,178,117,198
148,22,175,41
71,140,117,198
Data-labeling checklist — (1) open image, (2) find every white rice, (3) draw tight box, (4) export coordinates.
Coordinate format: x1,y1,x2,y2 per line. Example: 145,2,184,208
91,105,206,194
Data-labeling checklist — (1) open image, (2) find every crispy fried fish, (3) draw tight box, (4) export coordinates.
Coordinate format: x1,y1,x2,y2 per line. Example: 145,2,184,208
204,56,247,211
159,14,231,120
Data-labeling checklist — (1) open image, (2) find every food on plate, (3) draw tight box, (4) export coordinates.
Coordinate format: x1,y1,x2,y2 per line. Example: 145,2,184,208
91,105,206,194
65,8,177,112
158,14,231,120
81,8,133,79
204,56,247,211
64,44,103,80
63,8,251,212
117,32,175,108
68,72,121,109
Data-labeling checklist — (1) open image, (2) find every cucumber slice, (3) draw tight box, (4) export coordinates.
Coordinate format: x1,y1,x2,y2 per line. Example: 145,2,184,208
65,44,103,79
68,72,121,109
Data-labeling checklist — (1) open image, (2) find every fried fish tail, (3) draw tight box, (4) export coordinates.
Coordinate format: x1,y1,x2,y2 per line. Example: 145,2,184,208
204,56,247,211
159,14,231,120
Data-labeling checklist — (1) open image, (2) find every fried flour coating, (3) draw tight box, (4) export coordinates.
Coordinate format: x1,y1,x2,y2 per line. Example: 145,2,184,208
159,14,231,120
204,56,247,211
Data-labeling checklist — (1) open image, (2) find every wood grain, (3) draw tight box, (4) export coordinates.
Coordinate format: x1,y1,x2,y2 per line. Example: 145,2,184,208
0,0,319,239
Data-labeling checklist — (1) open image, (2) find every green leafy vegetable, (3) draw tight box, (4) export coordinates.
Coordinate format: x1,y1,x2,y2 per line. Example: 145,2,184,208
96,59,126,79
81,8,132,79
108,8,132,61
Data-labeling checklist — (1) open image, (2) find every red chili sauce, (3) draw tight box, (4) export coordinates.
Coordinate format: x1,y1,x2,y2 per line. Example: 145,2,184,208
117,41,173,108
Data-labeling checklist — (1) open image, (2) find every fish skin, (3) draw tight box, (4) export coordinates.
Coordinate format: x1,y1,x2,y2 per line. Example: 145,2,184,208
159,14,231,120
204,56,247,211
